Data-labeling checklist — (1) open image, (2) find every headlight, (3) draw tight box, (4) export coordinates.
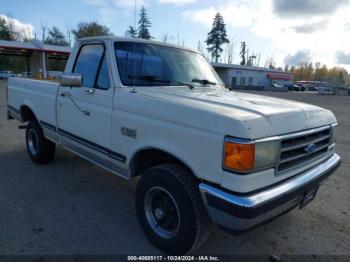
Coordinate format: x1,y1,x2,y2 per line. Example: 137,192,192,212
223,137,279,173
255,140,280,169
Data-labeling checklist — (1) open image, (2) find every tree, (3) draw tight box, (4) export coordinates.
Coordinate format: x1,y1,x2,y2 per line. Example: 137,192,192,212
223,38,235,64
6,17,17,40
240,41,246,65
290,63,350,86
0,17,11,40
162,33,169,43
284,64,290,72
314,62,323,81
197,40,202,53
256,53,261,67
125,26,137,38
41,22,48,42
66,25,72,46
138,6,152,39
246,48,249,66
72,22,112,41
306,63,314,81
45,27,69,46
205,13,229,63
1,15,31,41
247,53,257,66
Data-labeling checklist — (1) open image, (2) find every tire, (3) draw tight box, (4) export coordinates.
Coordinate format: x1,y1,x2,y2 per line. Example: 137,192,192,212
26,120,56,164
135,163,211,254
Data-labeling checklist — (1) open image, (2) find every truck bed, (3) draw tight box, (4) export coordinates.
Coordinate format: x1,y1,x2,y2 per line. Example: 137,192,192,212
7,78,59,127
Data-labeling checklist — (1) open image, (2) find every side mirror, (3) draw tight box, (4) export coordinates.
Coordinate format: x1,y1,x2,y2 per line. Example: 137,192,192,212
59,73,82,87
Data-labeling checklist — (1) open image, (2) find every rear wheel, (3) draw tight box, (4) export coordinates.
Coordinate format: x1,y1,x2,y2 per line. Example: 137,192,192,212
135,163,211,254
26,120,55,164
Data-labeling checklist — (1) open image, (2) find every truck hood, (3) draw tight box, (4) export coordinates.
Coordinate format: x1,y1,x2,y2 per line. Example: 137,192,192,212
124,87,336,139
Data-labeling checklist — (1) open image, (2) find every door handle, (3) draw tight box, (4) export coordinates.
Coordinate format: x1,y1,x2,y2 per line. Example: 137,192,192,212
85,89,95,95
62,91,91,116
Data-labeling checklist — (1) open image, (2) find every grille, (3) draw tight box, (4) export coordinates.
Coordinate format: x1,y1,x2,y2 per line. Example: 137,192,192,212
277,127,331,173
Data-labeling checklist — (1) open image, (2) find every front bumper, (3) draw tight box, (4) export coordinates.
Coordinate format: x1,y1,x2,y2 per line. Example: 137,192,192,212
199,153,341,232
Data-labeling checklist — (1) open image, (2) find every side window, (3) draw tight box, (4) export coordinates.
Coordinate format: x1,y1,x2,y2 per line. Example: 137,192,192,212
73,44,104,88
96,55,110,90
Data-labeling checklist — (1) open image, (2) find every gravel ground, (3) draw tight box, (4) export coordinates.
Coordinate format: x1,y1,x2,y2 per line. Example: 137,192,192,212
0,80,349,256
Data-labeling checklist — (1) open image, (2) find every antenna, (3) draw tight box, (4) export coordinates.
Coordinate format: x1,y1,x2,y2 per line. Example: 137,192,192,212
132,0,137,93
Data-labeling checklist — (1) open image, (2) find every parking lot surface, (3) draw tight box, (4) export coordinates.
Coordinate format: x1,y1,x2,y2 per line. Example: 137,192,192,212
0,80,349,255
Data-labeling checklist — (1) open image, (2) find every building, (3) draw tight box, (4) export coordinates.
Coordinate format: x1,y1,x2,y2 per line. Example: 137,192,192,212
212,63,293,91
0,40,71,79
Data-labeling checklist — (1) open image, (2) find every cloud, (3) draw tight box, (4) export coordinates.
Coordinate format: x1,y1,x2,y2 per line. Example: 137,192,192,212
0,15,34,40
183,7,216,27
85,0,114,24
183,0,350,70
292,20,328,34
85,0,106,5
336,51,350,65
273,0,350,18
284,50,312,66
85,0,135,26
85,0,150,26
86,0,143,9
159,0,196,6
183,1,257,28
115,0,138,8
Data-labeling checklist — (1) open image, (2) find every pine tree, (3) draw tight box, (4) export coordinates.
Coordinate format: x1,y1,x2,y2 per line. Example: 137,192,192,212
138,6,152,40
240,42,246,65
205,13,229,63
125,26,137,38
0,17,11,40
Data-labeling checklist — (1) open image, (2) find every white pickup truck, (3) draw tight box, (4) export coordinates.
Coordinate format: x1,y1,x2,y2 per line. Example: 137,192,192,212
7,37,341,254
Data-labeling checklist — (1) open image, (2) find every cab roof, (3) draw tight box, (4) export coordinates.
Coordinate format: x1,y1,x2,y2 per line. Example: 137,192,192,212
77,36,198,53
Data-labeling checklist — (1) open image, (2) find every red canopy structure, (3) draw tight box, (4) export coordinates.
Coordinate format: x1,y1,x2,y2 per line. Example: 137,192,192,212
0,39,71,79
267,73,293,81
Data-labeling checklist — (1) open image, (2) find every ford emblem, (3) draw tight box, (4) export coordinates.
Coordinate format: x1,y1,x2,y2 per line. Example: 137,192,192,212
304,143,317,153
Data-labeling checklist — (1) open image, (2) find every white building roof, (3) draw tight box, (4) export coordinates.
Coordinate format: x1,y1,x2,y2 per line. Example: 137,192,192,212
212,62,293,75
0,39,71,54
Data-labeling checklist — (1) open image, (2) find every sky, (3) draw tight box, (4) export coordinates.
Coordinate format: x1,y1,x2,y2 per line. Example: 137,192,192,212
1,0,350,70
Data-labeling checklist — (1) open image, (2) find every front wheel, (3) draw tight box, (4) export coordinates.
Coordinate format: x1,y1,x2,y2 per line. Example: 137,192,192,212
26,120,56,164
135,164,211,254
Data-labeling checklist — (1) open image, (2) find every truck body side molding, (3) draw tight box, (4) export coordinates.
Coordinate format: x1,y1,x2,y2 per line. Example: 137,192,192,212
40,121,127,163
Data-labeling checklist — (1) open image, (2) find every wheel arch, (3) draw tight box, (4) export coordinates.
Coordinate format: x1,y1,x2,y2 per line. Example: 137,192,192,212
129,147,196,178
19,105,38,123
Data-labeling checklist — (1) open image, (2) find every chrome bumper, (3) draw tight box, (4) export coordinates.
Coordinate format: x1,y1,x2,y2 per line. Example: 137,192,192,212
199,153,341,232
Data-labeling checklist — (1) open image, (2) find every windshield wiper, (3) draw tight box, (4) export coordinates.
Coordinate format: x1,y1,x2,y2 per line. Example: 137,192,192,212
192,78,229,90
192,79,217,86
172,80,194,90
129,75,194,89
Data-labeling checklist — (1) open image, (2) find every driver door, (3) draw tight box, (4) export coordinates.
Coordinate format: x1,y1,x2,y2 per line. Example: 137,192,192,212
57,43,114,168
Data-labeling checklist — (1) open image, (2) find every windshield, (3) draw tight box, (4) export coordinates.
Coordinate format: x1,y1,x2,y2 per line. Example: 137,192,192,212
115,41,222,87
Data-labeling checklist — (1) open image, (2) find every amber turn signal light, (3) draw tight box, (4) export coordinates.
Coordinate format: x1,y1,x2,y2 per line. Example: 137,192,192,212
224,140,255,172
